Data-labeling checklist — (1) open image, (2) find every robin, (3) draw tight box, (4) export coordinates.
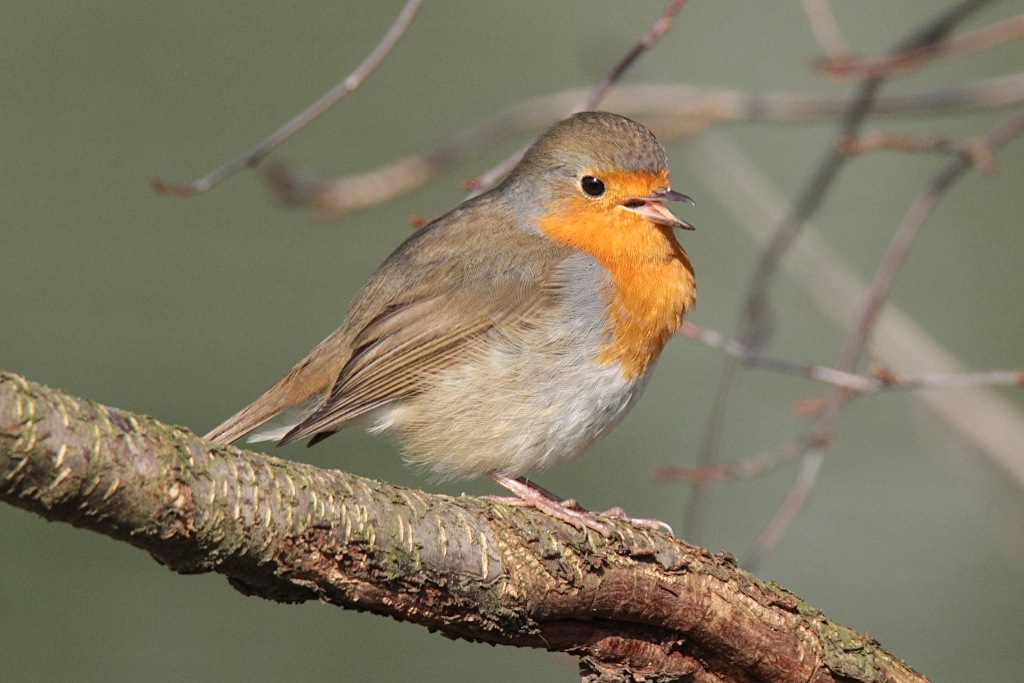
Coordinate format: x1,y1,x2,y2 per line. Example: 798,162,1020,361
205,111,696,535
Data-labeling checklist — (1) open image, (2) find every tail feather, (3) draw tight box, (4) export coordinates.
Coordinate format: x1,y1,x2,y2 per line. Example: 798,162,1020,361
203,341,347,445
244,399,322,443
203,391,322,444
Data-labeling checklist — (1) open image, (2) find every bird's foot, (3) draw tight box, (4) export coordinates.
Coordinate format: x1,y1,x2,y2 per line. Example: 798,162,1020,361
485,475,611,537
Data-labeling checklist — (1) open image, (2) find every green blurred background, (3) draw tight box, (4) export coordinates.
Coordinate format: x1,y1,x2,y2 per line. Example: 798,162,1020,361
2,2,1022,681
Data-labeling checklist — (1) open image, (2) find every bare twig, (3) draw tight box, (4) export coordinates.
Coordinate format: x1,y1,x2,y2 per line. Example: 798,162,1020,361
289,73,1024,218
839,130,1003,171
151,0,426,196
685,0,999,543
740,0,997,348
680,322,1024,393
841,130,959,155
465,0,689,191
658,365,1023,488
744,450,826,569
656,439,813,485
577,0,688,112
822,12,1024,81
867,368,1024,391
689,130,1024,501
739,106,1024,568
837,106,1024,375
668,308,1023,494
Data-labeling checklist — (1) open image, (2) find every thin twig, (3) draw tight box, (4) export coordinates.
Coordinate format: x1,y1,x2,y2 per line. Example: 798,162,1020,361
682,322,877,391
837,107,1024,378
465,0,688,191
688,129,1024,509
869,368,1024,391
822,12,1024,81
680,322,1024,393
578,0,688,112
684,0,999,543
658,371,1022,488
656,440,811,485
841,130,958,155
743,450,825,569
743,105,1024,569
741,0,996,348
151,0,426,196
681,355,740,542
842,130,1003,171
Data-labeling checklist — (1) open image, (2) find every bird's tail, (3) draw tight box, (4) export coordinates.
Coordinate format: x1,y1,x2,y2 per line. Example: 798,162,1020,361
203,342,345,445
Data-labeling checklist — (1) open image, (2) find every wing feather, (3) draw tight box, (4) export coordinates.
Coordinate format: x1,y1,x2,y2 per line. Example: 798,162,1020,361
277,203,574,446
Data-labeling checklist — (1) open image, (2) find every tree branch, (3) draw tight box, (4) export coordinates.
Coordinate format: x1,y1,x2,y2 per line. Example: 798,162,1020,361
820,12,1024,81
270,73,1024,219
686,130,1024,557
685,0,1003,547
0,370,928,683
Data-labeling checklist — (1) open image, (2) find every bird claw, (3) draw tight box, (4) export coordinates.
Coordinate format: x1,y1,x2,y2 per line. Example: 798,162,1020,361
484,475,672,538
482,493,611,536
602,507,675,536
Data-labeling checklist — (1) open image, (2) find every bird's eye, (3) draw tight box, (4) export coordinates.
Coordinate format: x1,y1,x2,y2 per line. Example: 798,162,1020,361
580,176,605,197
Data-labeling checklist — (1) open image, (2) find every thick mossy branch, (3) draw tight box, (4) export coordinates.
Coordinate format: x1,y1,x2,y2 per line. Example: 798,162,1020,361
0,370,927,683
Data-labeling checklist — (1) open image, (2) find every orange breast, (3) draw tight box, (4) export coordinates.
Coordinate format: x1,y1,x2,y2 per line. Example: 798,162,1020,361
539,171,696,379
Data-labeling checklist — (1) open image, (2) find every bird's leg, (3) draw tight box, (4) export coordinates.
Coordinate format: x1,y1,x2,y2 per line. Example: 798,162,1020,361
484,475,675,536
485,474,611,537
499,476,583,510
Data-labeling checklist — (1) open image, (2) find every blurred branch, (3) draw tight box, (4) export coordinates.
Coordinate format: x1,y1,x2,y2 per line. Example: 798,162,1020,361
737,108,1024,565
657,438,813,486
821,12,1024,81
657,362,1024,487
685,0,1000,544
664,315,1022,488
281,73,1024,219
737,0,998,348
836,106,1024,379
680,322,1023,393
0,370,930,683
151,0,426,196
688,129,1024,568
839,130,1003,172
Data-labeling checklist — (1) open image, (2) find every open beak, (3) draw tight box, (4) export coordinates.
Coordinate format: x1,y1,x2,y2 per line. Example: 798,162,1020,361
622,188,695,231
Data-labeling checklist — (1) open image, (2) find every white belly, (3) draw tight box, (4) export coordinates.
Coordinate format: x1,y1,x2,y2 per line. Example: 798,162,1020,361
362,335,653,480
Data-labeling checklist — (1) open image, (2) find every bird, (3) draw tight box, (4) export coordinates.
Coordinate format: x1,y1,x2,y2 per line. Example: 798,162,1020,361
205,111,696,535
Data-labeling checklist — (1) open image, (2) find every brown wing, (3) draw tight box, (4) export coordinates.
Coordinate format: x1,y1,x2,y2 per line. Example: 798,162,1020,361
278,297,493,446
278,229,569,446
206,192,572,447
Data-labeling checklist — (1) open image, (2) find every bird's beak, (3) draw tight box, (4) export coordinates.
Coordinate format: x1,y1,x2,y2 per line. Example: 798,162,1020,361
622,188,696,231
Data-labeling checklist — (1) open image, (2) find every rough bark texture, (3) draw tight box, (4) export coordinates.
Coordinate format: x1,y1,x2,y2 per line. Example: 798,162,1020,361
0,370,928,683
